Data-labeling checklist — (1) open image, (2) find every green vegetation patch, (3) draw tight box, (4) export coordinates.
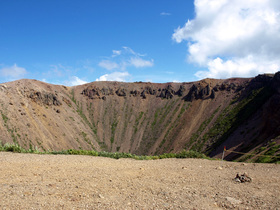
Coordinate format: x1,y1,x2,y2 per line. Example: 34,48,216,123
187,107,220,152
1,141,278,163
110,119,118,144
0,141,209,160
1,111,8,124
255,144,280,163
133,111,144,134
204,86,273,154
0,142,40,153
152,108,160,127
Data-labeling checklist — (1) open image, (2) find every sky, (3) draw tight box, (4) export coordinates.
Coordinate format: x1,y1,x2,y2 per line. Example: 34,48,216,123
1,0,280,85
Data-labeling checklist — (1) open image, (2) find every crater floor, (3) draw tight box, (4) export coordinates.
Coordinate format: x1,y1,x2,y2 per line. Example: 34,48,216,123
0,152,279,209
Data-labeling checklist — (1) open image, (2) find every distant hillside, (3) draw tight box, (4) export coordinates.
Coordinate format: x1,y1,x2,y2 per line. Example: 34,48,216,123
0,72,279,162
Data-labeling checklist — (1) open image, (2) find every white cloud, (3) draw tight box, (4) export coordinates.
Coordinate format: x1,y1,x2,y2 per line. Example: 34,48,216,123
67,76,88,86
172,0,280,79
160,12,171,16
42,78,48,83
98,60,119,70
96,72,130,82
129,57,154,68
122,46,137,56
195,56,280,79
99,47,154,71
0,64,27,80
172,80,181,83
164,71,174,75
112,50,121,57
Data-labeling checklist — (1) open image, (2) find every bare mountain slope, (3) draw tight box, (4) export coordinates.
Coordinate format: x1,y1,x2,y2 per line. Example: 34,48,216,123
0,72,280,162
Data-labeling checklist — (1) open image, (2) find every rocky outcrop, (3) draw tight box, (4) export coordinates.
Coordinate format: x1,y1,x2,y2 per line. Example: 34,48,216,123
81,87,114,99
28,91,62,106
271,72,280,94
140,86,157,99
80,73,278,104
158,85,175,99
130,90,141,97
213,83,237,92
176,85,186,97
184,85,197,101
81,87,100,99
116,88,127,97
210,89,215,99
184,84,211,101
183,82,240,101
249,74,274,90
82,85,176,100
101,87,114,96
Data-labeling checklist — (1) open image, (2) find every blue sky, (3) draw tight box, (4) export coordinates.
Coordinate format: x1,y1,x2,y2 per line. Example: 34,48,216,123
1,0,279,85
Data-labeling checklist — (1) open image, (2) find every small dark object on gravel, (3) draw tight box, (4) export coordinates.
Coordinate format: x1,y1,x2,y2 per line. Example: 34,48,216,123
234,173,252,183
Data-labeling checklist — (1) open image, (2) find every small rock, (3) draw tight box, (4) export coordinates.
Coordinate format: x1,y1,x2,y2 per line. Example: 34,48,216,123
98,194,104,199
0,84,7,89
234,178,241,183
226,197,242,205
234,173,252,183
217,166,223,170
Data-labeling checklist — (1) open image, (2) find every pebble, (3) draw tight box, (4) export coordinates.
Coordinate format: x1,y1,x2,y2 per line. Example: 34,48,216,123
226,197,242,205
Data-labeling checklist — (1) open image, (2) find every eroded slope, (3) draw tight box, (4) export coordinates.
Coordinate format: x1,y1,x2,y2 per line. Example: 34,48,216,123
0,72,279,161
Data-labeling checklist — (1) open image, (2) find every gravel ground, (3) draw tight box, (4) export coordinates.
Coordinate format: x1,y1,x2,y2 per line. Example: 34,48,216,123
0,152,279,209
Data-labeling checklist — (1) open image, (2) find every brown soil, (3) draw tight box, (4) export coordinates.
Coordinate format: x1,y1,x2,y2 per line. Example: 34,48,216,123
0,152,279,209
